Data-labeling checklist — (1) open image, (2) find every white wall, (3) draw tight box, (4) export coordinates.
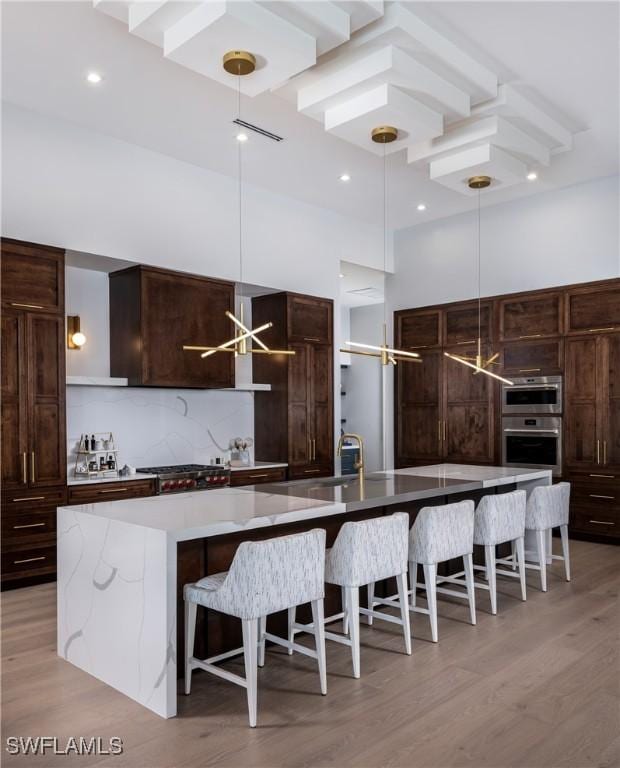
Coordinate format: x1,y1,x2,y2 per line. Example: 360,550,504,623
390,175,620,311
345,304,384,473
66,267,110,378
384,175,620,468
1,103,385,299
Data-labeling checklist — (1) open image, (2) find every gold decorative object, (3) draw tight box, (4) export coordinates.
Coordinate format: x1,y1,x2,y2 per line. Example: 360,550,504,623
444,176,513,386
67,316,87,349
184,50,294,361
340,127,421,366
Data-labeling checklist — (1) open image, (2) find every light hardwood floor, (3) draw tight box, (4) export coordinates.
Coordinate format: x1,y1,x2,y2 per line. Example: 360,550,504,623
1,539,619,768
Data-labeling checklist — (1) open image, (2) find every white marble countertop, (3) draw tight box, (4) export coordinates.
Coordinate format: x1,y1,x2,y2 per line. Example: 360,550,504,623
60,487,344,542
382,464,552,487
67,473,158,486
229,462,288,472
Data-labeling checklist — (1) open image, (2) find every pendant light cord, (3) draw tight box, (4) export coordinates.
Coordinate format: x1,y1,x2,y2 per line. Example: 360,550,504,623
383,143,387,326
477,186,482,357
237,73,243,296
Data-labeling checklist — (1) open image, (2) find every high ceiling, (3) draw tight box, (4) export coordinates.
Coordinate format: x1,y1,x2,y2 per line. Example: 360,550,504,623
2,1,618,231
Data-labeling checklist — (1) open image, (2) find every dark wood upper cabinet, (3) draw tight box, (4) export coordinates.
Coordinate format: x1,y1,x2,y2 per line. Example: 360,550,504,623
564,336,602,471
253,292,333,479
499,291,563,341
1,239,64,314
1,310,28,490
501,338,564,376
565,283,620,335
443,301,493,347
109,266,235,388
602,333,620,471
287,294,332,344
395,309,442,350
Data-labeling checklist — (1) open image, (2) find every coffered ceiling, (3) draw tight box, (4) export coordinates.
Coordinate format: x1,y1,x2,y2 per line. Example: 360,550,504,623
2,1,618,230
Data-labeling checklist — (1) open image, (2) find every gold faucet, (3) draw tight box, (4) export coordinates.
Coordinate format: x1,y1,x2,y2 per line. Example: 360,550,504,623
337,433,365,482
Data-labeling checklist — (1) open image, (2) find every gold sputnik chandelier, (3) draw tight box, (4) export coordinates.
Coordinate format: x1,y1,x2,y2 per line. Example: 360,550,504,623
444,176,513,386
184,50,294,361
340,126,421,366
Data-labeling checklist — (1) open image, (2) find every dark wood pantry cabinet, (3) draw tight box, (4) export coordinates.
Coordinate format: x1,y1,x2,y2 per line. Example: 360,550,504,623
252,292,334,479
1,239,67,588
109,265,235,388
395,277,620,543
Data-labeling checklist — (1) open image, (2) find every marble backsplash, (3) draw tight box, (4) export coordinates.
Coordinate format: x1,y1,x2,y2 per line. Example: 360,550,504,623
67,385,255,474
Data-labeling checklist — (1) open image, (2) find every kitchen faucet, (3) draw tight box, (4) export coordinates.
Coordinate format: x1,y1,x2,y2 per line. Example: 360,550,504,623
337,433,365,482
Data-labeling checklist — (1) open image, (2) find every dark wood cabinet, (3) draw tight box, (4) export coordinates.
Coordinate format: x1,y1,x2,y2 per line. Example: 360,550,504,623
499,291,563,341
443,301,493,347
252,292,333,479
229,467,287,487
1,239,65,314
394,308,442,350
501,338,563,376
565,283,620,335
1,239,67,588
67,479,155,505
394,306,496,467
564,337,599,471
109,266,235,388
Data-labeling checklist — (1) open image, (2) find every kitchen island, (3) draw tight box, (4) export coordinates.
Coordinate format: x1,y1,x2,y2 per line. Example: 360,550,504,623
57,464,550,718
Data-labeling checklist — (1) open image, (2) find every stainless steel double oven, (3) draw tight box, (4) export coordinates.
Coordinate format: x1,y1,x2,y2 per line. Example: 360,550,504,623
501,376,563,476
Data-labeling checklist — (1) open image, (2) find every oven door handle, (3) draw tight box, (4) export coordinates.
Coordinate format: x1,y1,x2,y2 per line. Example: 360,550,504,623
504,385,560,391
503,428,559,434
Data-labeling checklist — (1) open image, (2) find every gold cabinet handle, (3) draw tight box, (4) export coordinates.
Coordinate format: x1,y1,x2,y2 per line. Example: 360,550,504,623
247,473,269,479
589,494,615,500
313,439,316,460
303,469,321,474
588,520,615,526
14,556,46,564
590,473,615,479
456,339,477,345
22,452,27,484
30,452,35,483
438,420,442,444
98,487,128,494
518,334,542,339
10,302,44,310
11,496,45,502
518,368,542,373
597,440,600,465
13,522,46,529
308,437,312,461
443,421,447,442
587,327,615,332
603,441,607,465
303,337,321,342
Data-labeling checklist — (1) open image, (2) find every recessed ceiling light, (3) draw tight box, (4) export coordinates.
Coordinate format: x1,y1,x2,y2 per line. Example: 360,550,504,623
236,132,248,143
417,203,427,211
339,174,351,182
339,273,345,278
527,171,538,181
86,71,103,85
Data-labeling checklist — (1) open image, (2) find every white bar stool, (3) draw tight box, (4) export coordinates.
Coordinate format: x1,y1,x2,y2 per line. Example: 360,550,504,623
184,529,327,728
290,513,410,679
473,490,527,613
525,482,571,591
408,500,476,643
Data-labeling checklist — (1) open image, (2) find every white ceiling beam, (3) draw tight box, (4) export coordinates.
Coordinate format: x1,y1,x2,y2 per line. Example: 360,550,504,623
430,143,528,195
260,1,350,56
333,1,384,33
128,1,199,47
298,44,470,120
472,84,573,152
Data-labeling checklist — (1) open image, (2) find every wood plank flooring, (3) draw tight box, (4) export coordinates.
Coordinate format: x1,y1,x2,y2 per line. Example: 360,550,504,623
1,539,619,768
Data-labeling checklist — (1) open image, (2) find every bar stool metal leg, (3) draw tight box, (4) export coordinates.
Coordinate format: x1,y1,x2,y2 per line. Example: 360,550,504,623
484,544,497,615
184,599,197,695
367,582,375,626
422,562,438,642
311,599,327,695
242,619,258,728
464,553,477,625
347,586,361,678
536,529,547,592
396,572,412,655
287,607,295,656
341,587,349,635
560,524,571,581
516,536,527,601
409,560,418,608
258,615,266,668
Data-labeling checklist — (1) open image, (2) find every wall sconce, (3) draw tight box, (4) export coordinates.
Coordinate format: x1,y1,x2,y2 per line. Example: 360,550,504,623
67,316,87,350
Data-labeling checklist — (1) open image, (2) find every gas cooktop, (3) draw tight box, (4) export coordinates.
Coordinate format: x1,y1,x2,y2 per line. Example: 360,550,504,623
136,464,230,494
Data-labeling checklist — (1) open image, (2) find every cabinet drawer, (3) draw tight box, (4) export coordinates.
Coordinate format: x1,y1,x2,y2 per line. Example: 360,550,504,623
229,468,287,487
569,478,620,511
501,338,563,375
287,464,332,480
2,509,56,543
3,487,67,512
68,479,155,505
1,542,57,578
570,506,619,538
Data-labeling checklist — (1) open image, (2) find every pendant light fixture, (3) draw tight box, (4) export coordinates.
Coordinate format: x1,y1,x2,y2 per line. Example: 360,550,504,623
184,51,294,360
444,176,513,386
340,126,421,366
